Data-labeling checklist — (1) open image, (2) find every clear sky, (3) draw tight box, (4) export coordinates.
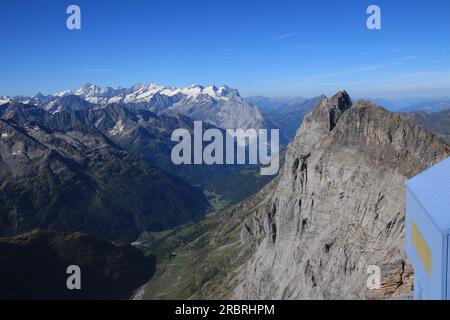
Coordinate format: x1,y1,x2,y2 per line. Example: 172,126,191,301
1,0,450,98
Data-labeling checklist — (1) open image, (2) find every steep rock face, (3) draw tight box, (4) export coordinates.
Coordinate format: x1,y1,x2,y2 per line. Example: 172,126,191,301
0,230,155,299
233,93,450,299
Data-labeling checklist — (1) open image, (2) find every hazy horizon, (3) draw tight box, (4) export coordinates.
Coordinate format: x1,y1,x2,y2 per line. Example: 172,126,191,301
3,81,450,103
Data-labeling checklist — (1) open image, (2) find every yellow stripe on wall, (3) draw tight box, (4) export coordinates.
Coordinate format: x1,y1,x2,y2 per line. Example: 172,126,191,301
411,220,432,276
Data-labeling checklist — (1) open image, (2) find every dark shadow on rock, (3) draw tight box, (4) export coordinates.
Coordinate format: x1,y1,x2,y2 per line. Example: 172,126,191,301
0,230,156,300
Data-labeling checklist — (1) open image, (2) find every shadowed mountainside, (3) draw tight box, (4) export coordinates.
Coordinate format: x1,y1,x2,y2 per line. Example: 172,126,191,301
0,230,155,299
0,102,209,242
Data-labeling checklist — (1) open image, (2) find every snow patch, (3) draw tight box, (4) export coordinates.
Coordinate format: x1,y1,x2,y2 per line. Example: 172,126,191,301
54,90,70,97
109,120,125,136
0,98,11,105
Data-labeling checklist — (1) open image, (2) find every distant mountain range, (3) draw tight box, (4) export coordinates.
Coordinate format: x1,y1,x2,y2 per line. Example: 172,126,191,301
398,99,450,113
247,95,450,113
245,96,306,113
4,88,450,117
2,85,322,146
6,85,449,148
5,83,265,131
361,97,450,113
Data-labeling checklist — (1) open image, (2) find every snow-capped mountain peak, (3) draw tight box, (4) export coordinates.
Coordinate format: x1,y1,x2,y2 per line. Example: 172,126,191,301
0,96,12,105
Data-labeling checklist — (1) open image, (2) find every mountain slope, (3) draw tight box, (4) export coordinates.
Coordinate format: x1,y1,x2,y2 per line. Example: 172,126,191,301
0,230,155,299
233,93,450,299
1,101,275,209
42,103,228,184
0,103,209,241
41,94,95,114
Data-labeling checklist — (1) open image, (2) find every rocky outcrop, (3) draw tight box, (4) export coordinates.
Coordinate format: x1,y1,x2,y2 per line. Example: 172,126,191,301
233,92,450,299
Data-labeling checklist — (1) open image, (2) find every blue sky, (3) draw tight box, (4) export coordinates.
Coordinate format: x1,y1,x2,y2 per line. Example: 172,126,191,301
1,0,449,98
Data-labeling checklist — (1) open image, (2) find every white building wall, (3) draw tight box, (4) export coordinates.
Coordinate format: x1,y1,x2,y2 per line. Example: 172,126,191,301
405,187,447,299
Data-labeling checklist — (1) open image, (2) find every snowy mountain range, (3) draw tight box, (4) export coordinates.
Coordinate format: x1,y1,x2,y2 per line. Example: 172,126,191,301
4,83,264,130
0,96,11,105
56,83,235,105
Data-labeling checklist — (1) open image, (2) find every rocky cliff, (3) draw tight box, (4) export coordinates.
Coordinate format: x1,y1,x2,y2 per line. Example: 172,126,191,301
233,92,450,299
